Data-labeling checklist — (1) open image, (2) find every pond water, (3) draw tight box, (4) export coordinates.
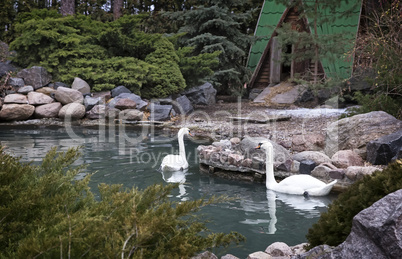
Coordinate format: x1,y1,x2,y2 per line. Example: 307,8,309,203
0,125,336,258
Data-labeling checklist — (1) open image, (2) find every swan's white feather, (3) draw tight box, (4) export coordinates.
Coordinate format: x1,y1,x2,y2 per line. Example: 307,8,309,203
260,141,336,196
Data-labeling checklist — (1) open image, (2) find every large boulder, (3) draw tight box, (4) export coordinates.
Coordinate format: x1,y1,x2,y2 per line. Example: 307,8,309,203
333,189,402,258
109,93,148,111
71,77,91,95
295,190,402,259
8,77,25,88
173,95,194,115
58,103,86,120
54,86,84,104
292,133,325,152
27,92,54,106
331,150,364,168
34,102,62,118
119,109,143,121
325,111,402,158
86,105,108,120
16,66,52,89
84,96,101,111
366,130,402,165
181,82,217,106
0,104,35,120
265,242,292,257
149,103,172,121
0,61,17,78
4,93,28,104
115,98,137,110
293,151,331,165
111,85,131,97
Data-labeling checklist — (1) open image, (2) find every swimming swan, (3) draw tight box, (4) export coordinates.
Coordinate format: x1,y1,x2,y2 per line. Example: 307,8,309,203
160,127,192,172
256,141,336,196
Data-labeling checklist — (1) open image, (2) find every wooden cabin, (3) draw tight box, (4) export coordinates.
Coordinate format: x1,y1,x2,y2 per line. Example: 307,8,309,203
247,0,362,90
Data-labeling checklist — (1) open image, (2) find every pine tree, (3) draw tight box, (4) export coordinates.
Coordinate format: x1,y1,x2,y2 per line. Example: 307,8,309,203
166,0,254,95
0,146,245,257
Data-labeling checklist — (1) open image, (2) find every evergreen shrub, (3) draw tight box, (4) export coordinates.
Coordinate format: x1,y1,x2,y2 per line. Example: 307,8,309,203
306,160,402,249
0,146,244,258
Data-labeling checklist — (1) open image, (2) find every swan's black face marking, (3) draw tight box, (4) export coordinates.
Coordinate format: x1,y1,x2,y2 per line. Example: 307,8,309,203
255,142,263,149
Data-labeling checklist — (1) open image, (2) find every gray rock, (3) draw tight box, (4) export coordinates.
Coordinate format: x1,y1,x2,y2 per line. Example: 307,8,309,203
332,189,402,259
212,139,231,149
293,151,331,165
8,77,25,88
292,244,333,259
115,98,137,110
48,81,69,89
119,109,143,121
0,104,35,121
299,159,316,175
106,107,120,120
247,251,271,259
149,103,172,121
191,251,218,259
109,93,147,111
92,91,111,103
324,111,402,158
0,61,17,77
54,86,84,104
173,95,194,114
344,166,381,181
241,137,292,171
58,103,86,120
36,87,56,96
84,96,101,111
27,92,54,106
311,165,333,181
366,130,402,165
265,242,292,257
4,93,28,104
111,85,131,97
16,66,52,89
86,105,107,120
17,85,34,94
182,82,217,105
331,150,363,168
34,102,62,118
292,133,325,152
296,88,315,103
221,254,240,259
71,77,91,95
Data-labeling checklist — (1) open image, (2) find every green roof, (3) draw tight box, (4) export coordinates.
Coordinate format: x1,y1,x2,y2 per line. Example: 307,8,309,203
247,0,287,72
247,0,362,80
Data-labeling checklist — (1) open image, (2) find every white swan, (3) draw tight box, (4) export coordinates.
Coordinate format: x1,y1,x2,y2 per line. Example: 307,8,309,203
160,127,192,172
256,141,336,196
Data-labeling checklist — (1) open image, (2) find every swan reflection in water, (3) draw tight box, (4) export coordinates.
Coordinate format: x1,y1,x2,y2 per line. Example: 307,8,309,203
265,190,332,234
241,190,332,234
160,169,189,201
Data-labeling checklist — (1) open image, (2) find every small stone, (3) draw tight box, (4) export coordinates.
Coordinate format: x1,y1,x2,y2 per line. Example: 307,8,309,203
17,85,34,94
4,93,28,104
329,169,345,180
331,150,364,168
230,137,241,145
247,251,271,259
265,242,292,257
299,159,316,175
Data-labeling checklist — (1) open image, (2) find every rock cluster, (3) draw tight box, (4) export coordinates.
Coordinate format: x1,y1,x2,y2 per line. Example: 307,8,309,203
0,66,217,123
198,111,402,190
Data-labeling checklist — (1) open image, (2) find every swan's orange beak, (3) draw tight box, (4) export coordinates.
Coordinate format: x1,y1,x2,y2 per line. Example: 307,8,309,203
188,130,193,137
255,144,261,149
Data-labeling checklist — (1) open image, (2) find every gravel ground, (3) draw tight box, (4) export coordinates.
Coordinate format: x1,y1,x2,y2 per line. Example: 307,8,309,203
173,100,344,147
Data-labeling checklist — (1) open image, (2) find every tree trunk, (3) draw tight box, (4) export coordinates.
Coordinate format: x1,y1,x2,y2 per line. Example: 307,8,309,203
60,0,75,16
113,0,123,20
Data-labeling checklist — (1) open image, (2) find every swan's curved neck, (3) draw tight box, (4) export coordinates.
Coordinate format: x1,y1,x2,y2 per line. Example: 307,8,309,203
178,132,187,161
265,146,277,188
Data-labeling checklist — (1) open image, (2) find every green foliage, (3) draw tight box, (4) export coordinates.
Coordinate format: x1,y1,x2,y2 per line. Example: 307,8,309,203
349,1,402,120
0,146,245,258
306,160,402,249
347,91,402,120
142,38,187,98
166,0,253,95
